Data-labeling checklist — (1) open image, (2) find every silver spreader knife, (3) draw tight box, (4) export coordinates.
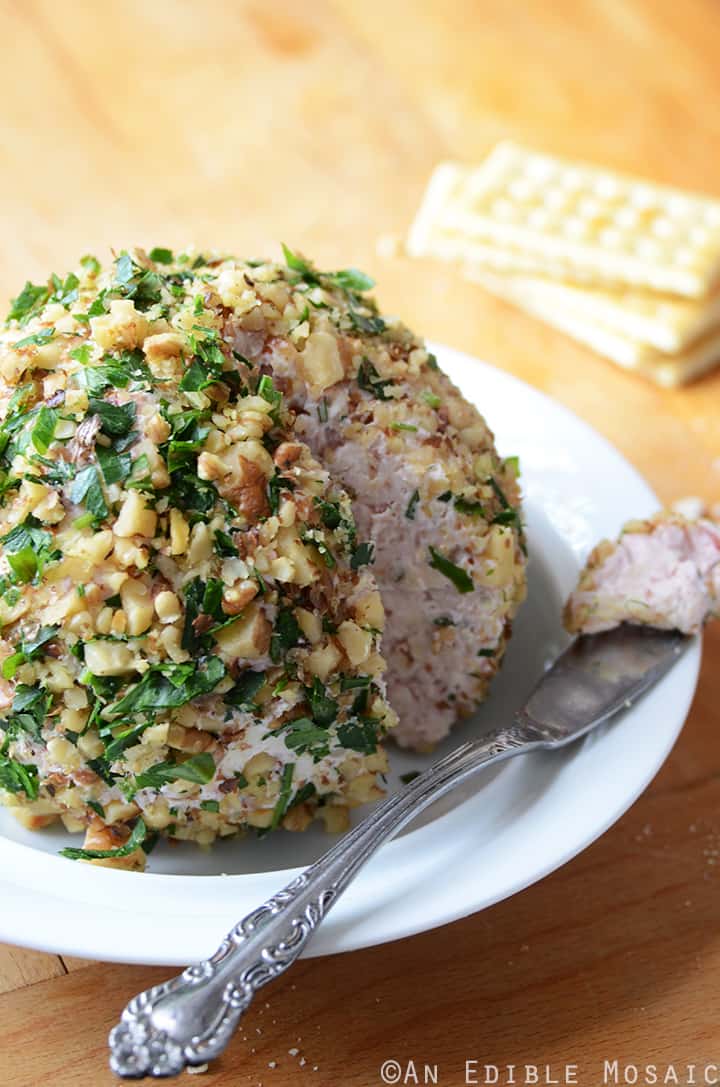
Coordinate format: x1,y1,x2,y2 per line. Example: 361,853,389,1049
109,625,689,1079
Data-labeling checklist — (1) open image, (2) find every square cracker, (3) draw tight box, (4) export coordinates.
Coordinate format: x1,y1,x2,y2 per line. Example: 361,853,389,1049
408,146,720,298
472,266,720,387
463,267,720,353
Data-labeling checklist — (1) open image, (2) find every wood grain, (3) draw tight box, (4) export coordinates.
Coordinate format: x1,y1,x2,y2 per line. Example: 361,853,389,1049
0,0,718,1082
0,945,65,993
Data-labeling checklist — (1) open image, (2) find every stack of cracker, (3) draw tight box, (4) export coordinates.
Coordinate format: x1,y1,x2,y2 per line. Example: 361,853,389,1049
407,142,720,386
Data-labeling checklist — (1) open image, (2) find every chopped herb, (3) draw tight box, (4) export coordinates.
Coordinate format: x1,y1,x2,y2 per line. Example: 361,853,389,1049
96,446,132,485
436,490,453,502
357,357,393,400
2,626,58,680
270,607,302,664
161,407,210,474
348,309,386,335
405,490,420,519
179,335,225,391
281,245,319,283
281,246,375,295
0,756,39,798
60,818,147,860
181,575,212,627
428,546,474,594
86,799,105,819
455,497,486,517
149,247,174,265
486,476,524,539
86,756,115,785
310,531,337,568
80,254,101,275
271,762,295,828
113,253,162,311
50,271,79,308
87,295,107,317
7,281,50,325
225,670,266,710
336,717,379,755
488,476,510,508
201,579,224,621
433,616,455,627
267,472,284,516
317,397,328,423
181,577,225,652
0,685,51,739
134,752,216,790
314,498,342,531
477,648,495,657
391,421,418,433
102,723,150,762
278,717,330,760
504,455,521,477
6,383,33,414
167,470,218,516
289,782,317,810
340,675,372,690
305,677,338,727
104,658,226,718
32,405,61,454
80,366,119,396
350,541,374,569
0,518,52,557
25,452,74,487
87,397,136,438
426,353,439,371
165,435,208,474
71,465,108,524
422,390,441,409
351,683,371,714
79,350,152,394
200,800,220,812
327,268,375,292
70,343,92,365
272,673,291,696
257,373,282,416
213,529,238,557
13,328,54,350
492,508,522,530
125,455,154,494
7,547,39,583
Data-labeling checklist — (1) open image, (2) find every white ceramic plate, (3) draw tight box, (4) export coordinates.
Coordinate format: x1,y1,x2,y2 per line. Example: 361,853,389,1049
0,344,701,965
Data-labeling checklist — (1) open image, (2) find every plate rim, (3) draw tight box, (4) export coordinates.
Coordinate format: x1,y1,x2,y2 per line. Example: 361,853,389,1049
0,342,701,964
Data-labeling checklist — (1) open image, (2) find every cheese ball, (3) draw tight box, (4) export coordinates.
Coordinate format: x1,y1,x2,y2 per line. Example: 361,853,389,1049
221,247,527,748
0,250,395,868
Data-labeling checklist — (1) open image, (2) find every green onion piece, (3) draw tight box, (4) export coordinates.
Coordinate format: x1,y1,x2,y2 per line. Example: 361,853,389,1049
428,546,474,594
271,763,296,828
60,818,147,861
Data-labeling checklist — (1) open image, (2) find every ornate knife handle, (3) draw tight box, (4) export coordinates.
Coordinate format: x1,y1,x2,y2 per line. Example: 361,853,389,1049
109,722,543,1078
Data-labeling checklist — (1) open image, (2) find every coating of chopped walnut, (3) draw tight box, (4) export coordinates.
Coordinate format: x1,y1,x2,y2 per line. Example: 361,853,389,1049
0,248,397,865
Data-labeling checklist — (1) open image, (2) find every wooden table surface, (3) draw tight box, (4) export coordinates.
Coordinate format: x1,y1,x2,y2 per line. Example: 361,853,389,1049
1,2,719,1084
